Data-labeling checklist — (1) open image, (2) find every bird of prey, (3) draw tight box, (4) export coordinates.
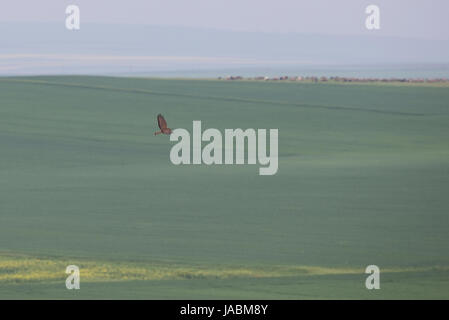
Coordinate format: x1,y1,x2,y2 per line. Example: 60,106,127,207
154,114,173,135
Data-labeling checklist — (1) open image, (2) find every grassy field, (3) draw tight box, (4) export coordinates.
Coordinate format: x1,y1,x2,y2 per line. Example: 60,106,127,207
0,76,448,299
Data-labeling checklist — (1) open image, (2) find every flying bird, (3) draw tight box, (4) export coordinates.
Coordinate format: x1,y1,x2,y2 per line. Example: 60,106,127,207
154,114,173,135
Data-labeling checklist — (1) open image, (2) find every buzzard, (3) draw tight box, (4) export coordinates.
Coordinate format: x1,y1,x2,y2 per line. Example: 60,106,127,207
154,114,173,135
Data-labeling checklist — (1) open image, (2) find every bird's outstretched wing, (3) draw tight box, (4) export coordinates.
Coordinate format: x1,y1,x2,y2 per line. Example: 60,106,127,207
157,114,168,130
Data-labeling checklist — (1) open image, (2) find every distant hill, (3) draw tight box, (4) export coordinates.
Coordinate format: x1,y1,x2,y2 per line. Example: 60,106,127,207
1,22,449,75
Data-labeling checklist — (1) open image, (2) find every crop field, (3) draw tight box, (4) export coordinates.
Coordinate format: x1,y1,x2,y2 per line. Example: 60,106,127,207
0,76,448,299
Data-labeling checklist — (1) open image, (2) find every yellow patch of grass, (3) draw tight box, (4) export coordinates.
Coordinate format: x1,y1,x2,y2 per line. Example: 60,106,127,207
1,253,448,284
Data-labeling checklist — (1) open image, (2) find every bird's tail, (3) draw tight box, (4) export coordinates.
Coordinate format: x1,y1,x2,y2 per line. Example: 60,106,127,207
154,131,162,135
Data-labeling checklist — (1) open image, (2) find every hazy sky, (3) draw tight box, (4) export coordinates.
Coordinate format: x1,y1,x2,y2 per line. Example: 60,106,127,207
1,0,448,39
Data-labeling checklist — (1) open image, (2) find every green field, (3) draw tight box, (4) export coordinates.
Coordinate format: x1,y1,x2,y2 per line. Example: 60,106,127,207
1,76,449,299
